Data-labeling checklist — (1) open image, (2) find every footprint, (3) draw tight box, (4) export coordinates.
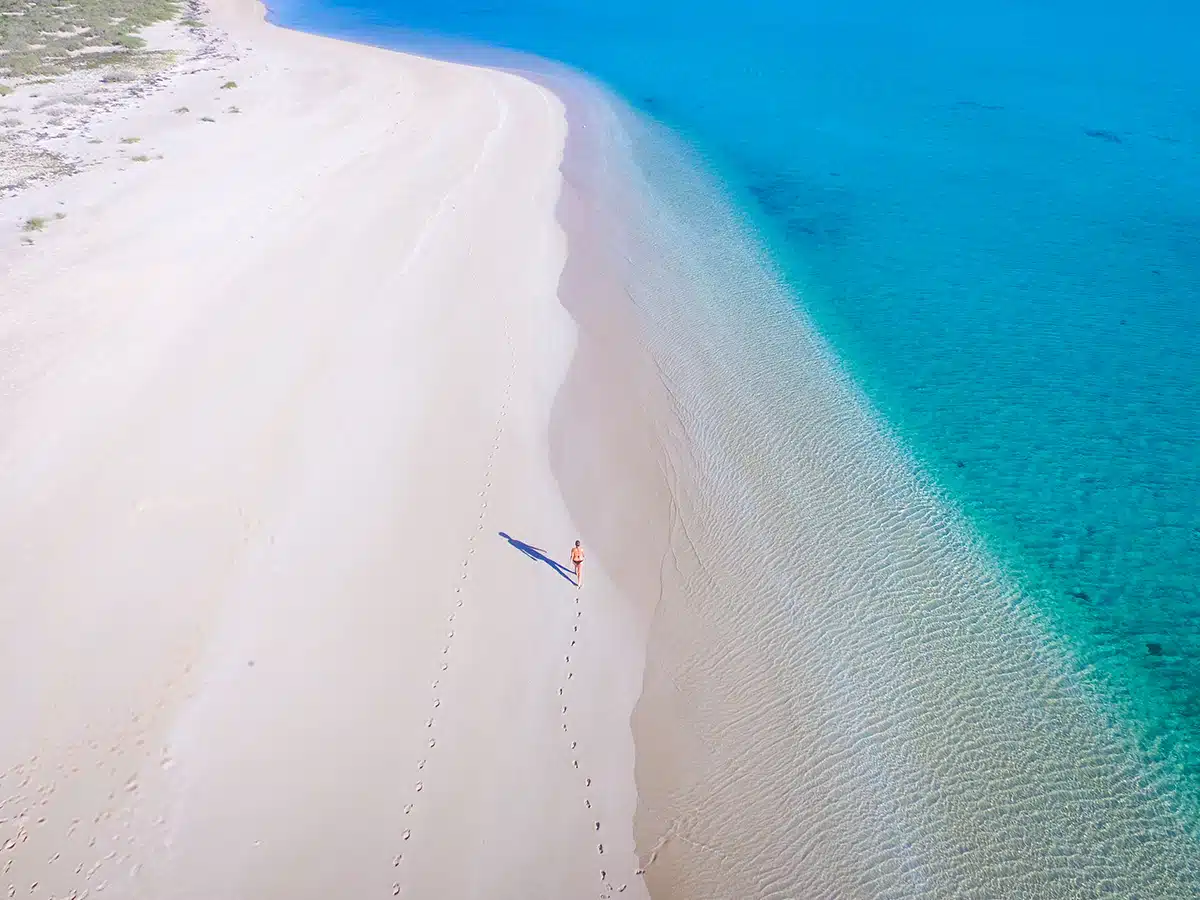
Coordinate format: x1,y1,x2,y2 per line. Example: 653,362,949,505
393,856,402,866
403,804,413,815
432,681,439,689
586,800,591,809
428,739,436,748
595,822,601,831
433,699,440,708
599,844,604,854
393,884,401,896
403,830,411,841
415,782,423,793
562,706,567,714
441,663,448,671
426,719,434,728
586,778,592,787
571,741,577,749
573,760,579,768
447,631,454,638
418,760,426,770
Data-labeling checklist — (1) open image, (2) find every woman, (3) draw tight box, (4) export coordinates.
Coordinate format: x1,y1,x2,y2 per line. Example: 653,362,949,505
570,540,585,588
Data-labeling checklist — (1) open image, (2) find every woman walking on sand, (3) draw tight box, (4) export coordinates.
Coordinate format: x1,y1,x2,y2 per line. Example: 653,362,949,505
570,540,585,587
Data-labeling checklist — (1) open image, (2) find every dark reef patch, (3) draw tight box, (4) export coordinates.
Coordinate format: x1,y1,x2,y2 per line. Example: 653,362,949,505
954,100,1005,111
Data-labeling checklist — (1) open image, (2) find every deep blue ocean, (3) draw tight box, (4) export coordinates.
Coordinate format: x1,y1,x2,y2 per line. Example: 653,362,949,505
270,0,1200,816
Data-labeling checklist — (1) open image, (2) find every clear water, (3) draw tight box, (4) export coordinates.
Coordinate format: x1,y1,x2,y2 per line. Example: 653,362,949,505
273,0,1200,833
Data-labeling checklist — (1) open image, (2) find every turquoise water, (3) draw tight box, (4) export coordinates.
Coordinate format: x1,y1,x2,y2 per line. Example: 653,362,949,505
273,0,1199,826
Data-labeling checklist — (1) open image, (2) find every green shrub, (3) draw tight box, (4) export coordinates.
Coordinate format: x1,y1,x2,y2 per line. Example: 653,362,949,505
22,217,48,232
220,80,237,89
0,0,182,80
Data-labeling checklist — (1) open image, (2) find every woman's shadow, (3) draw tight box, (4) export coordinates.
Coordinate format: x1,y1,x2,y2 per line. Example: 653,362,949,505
498,532,577,585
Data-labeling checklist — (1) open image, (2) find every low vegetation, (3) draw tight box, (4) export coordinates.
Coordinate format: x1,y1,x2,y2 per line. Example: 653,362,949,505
225,105,239,114
220,80,236,89
119,135,141,143
172,105,188,114
199,115,214,122
0,0,182,81
131,153,150,161
22,215,47,231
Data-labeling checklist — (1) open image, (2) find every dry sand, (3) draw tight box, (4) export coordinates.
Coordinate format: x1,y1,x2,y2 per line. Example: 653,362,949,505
0,2,651,897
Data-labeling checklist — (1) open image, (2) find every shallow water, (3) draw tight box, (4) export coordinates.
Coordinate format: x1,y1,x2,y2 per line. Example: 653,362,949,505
269,0,1200,891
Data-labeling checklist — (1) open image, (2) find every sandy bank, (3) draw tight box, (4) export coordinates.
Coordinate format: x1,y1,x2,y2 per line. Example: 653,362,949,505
0,2,650,898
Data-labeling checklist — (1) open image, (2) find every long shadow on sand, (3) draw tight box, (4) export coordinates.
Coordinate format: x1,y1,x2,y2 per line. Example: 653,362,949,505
498,532,577,585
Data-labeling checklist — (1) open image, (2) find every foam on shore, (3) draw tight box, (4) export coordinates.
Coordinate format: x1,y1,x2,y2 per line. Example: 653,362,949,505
545,75,1200,898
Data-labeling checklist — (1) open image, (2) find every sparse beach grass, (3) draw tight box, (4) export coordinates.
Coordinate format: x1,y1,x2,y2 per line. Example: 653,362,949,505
0,0,182,82
131,153,149,161
220,80,237,89
120,135,141,143
22,215,47,231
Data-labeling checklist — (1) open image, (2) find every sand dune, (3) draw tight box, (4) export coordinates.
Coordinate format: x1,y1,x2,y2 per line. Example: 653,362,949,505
0,2,649,897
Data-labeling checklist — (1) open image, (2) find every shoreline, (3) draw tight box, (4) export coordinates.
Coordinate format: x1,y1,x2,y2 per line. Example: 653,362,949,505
0,2,653,897
529,54,1200,896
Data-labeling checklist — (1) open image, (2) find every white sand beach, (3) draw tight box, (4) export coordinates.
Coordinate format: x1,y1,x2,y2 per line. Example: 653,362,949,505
0,2,651,897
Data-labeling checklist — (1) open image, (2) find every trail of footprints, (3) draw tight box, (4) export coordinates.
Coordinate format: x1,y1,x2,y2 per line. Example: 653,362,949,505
559,593,631,899
388,332,517,897
386,325,637,896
